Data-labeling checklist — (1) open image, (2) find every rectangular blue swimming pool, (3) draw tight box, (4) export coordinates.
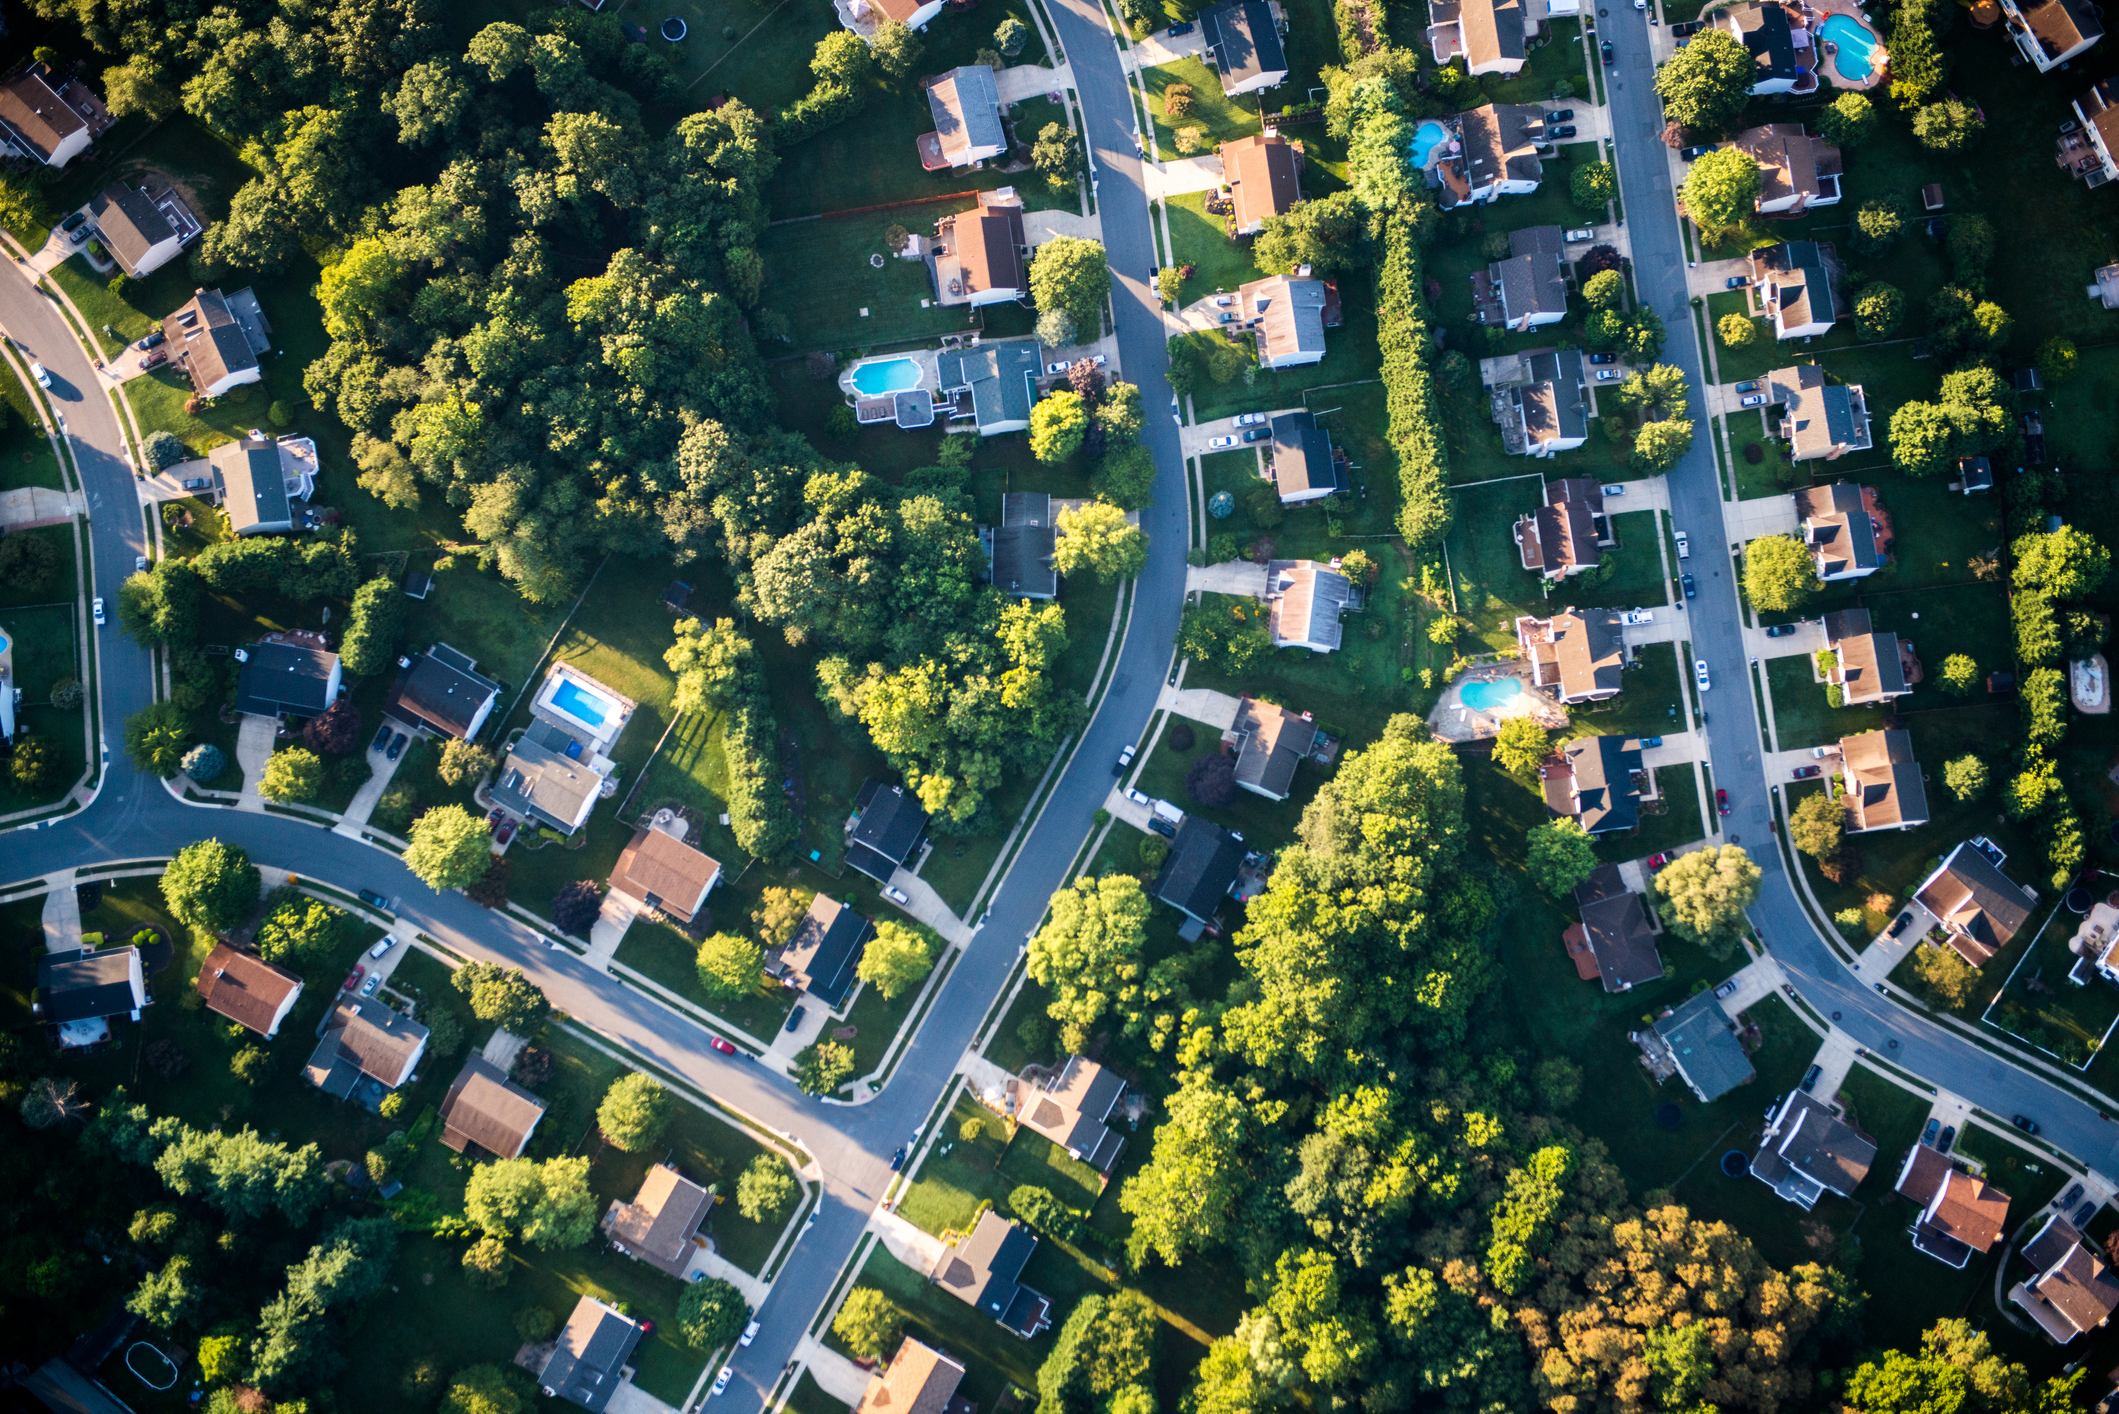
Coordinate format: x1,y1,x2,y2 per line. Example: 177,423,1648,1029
550,678,610,727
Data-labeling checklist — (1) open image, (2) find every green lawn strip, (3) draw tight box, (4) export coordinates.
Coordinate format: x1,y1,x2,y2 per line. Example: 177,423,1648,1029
1760,654,1885,750
1626,761,1705,861
1750,659,1772,751
1164,190,1262,305
787,1372,852,1414
982,981,1057,1075
1185,281,1385,424
1599,509,1672,607
613,916,798,1040
1470,21,1586,105
2044,343,2119,470
0,361,66,493
838,926,946,1080
1140,57,1262,162
0,895,45,1020
0,580,88,814
1861,581,2010,684
1726,404,1796,500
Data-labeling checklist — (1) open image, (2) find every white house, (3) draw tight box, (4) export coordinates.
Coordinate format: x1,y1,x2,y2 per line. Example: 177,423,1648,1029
0,65,113,169
923,66,1006,169
1717,2,1816,95
1200,0,1289,96
1998,0,2102,73
89,182,185,279
164,288,267,398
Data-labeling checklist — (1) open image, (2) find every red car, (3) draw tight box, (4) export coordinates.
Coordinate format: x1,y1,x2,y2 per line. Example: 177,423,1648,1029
708,1037,738,1056
1647,853,1669,868
1791,764,1821,780
1717,788,1731,816
495,819,516,847
343,966,365,992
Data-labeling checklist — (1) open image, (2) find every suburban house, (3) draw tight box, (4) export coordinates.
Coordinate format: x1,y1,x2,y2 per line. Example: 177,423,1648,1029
1915,841,2037,967
235,639,341,720
1541,734,1644,835
1840,729,1930,833
1448,103,1546,205
846,780,930,884
1235,273,1336,369
1958,455,1995,493
986,490,1063,599
2011,1215,2119,1342
195,944,302,1039
212,436,297,535
930,1210,1054,1337
1751,1090,1876,1209
493,665,634,837
609,827,722,926
2066,80,2118,186
933,198,1027,306
1221,134,1300,233
1015,1056,1128,1172
1728,124,1842,214
0,64,113,168
1894,1143,2009,1268
1425,0,1581,73
937,340,1042,435
834,0,944,38
1998,0,2103,72
302,1000,428,1102
1639,990,1754,1102
1769,366,1871,464
603,1163,714,1278
1473,225,1568,330
1514,477,1610,577
1151,817,1247,927
438,1057,547,1159
856,1339,975,1414
1795,481,1882,577
537,1296,647,1411
1717,1,1816,94
1516,606,1624,704
1263,558,1353,652
1822,608,1910,705
1482,348,1591,458
383,644,503,742
1748,241,1839,339
1222,695,1318,801
1267,410,1345,503
922,66,1005,170
1199,0,1289,96
36,946,148,1046
768,894,874,1009
88,181,193,278
1566,863,1663,993
163,287,270,397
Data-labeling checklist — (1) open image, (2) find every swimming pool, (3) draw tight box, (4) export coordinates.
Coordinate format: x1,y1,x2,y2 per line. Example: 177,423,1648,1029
1462,678,1523,712
849,358,924,397
550,678,611,727
0,630,12,656
1819,13,1881,82
1409,120,1449,168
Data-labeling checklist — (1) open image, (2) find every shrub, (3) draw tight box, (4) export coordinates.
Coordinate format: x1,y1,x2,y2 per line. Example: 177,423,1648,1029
1374,214,1450,550
143,430,188,471
553,880,604,935
1717,312,1756,348
1166,722,1195,751
1184,753,1236,806
1009,1184,1083,1243
1139,834,1168,870
1163,83,1194,117
462,1236,511,1289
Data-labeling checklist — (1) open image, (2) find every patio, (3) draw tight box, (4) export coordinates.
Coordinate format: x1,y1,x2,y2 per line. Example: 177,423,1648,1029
1428,662,1569,743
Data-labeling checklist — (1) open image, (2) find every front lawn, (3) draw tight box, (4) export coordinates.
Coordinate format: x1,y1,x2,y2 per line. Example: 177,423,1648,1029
1761,654,1885,751
612,916,798,1041
1140,57,1263,160
1987,907,2114,1069
1165,189,1263,306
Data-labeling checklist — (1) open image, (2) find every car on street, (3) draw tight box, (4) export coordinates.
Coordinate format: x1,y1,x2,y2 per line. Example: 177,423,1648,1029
1713,979,1738,999
1549,123,1577,138
1622,610,1653,625
1740,393,1765,407
1148,816,1177,838
1922,1118,1940,1145
1233,412,1269,426
2012,1114,2040,1135
358,888,390,910
386,730,407,761
1725,276,1749,289
1790,764,1820,780
1639,735,1662,748
1242,427,1270,442
1601,39,1615,62
1734,380,1759,393
708,1036,738,1056
1679,144,1713,160
135,554,148,571
1206,434,1238,448
369,936,397,959
1594,368,1620,381
360,973,382,997
343,967,364,992
710,1367,733,1399
1115,743,1136,774
1694,659,1711,692
1682,573,1696,599
30,363,49,389
91,597,105,626
1938,1125,1956,1153
1716,787,1730,815
1673,530,1690,559
1763,623,1793,636
135,330,166,351
786,1006,807,1033
1564,226,1596,242
371,724,392,753
889,1147,907,1172
1799,1063,1821,1092
741,1322,761,1348
1589,352,1616,364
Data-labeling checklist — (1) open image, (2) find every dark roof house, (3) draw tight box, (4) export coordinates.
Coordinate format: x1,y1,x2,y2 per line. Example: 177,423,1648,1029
1264,559,1352,651
847,781,929,884
0,64,113,168
37,946,148,1034
1823,607,1908,705
88,181,183,278
989,491,1059,600
1541,734,1642,835
1569,864,1663,993
302,999,428,1100
1652,990,1755,1102
1152,817,1246,926
212,436,293,535
1224,696,1314,801
1199,0,1289,95
770,894,874,1009
236,640,342,718
538,1296,647,1411
1517,606,1623,703
1515,478,1607,577
1267,411,1344,503
1771,366,1871,464
1751,1090,1876,1209
383,643,502,741
163,287,267,397
2012,1215,2119,1342
930,1211,1054,1337
1894,1144,2009,1267
1841,728,1929,833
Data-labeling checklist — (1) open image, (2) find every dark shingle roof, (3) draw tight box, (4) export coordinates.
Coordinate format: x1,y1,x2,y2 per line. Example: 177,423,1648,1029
236,641,338,716
38,947,143,1022
1200,0,1288,87
1654,990,1755,1101
773,894,873,1008
1151,817,1245,923
1269,412,1341,498
848,782,929,883
89,183,174,274
991,492,1058,599
539,1297,645,1411
384,644,502,739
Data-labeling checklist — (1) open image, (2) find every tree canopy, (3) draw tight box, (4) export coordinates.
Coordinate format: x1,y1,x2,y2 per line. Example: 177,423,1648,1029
163,840,263,937
1742,534,1822,613
1655,30,1756,134
1652,844,1761,953
464,1157,596,1249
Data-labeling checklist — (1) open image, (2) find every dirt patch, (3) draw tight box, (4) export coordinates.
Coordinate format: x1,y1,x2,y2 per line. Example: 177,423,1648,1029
111,163,219,219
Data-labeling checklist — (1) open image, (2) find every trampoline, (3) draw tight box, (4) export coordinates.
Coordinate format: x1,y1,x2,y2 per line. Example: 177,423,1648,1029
661,16,688,39
1654,1102,1681,1130
2067,887,2093,914
1720,1150,1750,1178
126,1342,178,1391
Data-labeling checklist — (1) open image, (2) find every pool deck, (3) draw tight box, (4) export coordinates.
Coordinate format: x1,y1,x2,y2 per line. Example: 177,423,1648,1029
1690,0,1887,91
839,351,942,405
1428,662,1569,744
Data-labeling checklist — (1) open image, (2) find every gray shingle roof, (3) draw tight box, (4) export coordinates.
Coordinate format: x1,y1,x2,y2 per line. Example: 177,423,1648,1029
1654,990,1755,1101
1200,0,1288,87
927,66,1005,165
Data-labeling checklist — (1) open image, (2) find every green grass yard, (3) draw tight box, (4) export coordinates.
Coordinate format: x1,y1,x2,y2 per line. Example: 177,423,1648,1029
1141,57,1264,161
1165,189,1264,307
1761,654,1886,752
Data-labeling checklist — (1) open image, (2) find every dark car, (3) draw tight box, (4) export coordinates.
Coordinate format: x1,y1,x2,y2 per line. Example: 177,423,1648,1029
1166,19,1194,34
1763,624,1791,637
1589,352,1617,365
1937,1125,1956,1154
1242,426,1271,442
1791,764,1820,780
2061,1183,2086,1209
1889,911,1912,937
1671,18,1703,34
1601,39,1616,62
786,1005,807,1033
1148,816,1177,838
1682,573,1697,599
1922,1118,1940,1145
1547,108,1575,122
1680,144,1714,160
61,211,86,233
343,967,364,993
1735,380,1760,393
1799,1064,1821,1092
371,724,392,754
2013,1114,2040,1135
889,1147,907,1172
1716,788,1731,816
386,731,408,761
134,330,166,352
357,888,390,910
2077,1201,2100,1227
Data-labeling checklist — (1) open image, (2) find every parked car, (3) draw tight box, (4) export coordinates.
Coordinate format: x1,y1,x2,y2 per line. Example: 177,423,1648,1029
2077,1201,2100,1227
741,1322,761,1348
60,211,87,234
1166,19,1194,34
371,725,392,753
1799,1063,1822,1092
1671,18,1703,33
2061,1183,2085,1209
1714,979,1739,998
1242,427,1271,442
710,1367,733,1399
1740,393,1766,407
181,476,210,491
30,363,49,389
1115,743,1136,774
1694,659,1711,692
369,936,397,959
1622,610,1653,625
1791,764,1821,780
1595,368,1621,381
1812,745,1832,757
135,330,166,352
1206,434,1238,448
1564,226,1596,242
1763,623,1793,637
1716,787,1730,815
1673,530,1690,559
709,1036,738,1056
68,222,92,245
2013,1114,2040,1135
1725,275,1749,289
884,885,911,906
1938,1125,1956,1153
1888,911,1912,936
343,967,364,992
494,819,515,847
889,1147,907,1172
1599,484,1626,498
1124,787,1150,807
1548,123,1578,139
1233,412,1269,426
1046,361,1071,375
1548,108,1575,122
1734,380,1759,393
1639,736,1662,748
91,597,105,626
1148,816,1177,838
1682,573,1696,599
386,731,407,761
1922,1118,1941,1145
1589,352,1617,365
358,888,390,910
786,1006,807,1033
360,973,382,997
1601,39,1615,62
1679,144,1713,160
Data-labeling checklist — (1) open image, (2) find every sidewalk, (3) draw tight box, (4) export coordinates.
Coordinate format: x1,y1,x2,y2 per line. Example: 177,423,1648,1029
0,486,86,529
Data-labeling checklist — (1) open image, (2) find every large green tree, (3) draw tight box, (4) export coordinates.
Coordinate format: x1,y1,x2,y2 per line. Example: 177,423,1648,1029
1053,502,1148,582
596,1073,671,1151
451,962,550,1034
1652,844,1761,954
1028,874,1153,1052
1029,237,1111,343
405,805,495,891
1742,534,1821,613
464,1157,596,1249
1655,30,1756,134
162,840,263,937
1525,818,1598,896
855,920,935,1000
1678,146,1761,233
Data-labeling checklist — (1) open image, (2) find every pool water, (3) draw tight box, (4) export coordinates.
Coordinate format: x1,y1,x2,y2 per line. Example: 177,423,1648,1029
850,358,923,396
0,630,11,655
1409,120,1449,168
550,678,611,727
1462,678,1523,712
1819,13,1880,81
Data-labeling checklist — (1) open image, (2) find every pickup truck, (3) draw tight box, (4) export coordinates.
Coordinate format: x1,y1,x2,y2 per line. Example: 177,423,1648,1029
1673,530,1691,559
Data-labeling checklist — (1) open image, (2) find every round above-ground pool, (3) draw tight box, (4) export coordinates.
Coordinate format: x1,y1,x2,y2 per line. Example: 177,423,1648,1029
1819,13,1881,82
1461,677,1523,712
1409,120,1449,168
849,357,925,397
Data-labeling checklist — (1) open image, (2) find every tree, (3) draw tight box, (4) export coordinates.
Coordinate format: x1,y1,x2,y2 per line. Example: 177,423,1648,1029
753,887,810,948
255,897,347,969
1848,1320,2082,1414
695,932,764,1000
1038,1291,1159,1414
796,1040,857,1095
462,1236,511,1290
381,57,471,147
833,1288,901,1362
1631,418,1694,471
438,739,497,787
1817,91,1875,148
856,920,935,1000
125,700,192,778
1718,312,1757,348
736,1155,796,1222
1583,269,1624,309
1029,237,1110,341
1347,112,1416,213
1253,191,1367,276
1944,754,1989,802
1908,940,1981,1008
128,1255,204,1328
1652,844,1761,953
439,1364,522,1414
1526,819,1597,896
153,1126,325,1225
1617,364,1689,422
1788,791,1845,861
11,736,56,794
317,241,405,346
102,59,182,120
1852,195,1906,254
339,577,405,676
118,560,204,649
1031,390,1091,463
870,19,923,78
1094,444,1157,510
1033,122,1081,191
0,532,60,592
1491,717,1550,781
2037,337,2078,385
1941,654,1978,695
1654,29,1755,134
1855,282,1904,339
677,1277,750,1351
1570,160,1617,209
452,963,550,1034
1037,310,1077,348
142,430,188,471
301,700,361,756
1742,535,1821,613
2015,526,2110,600
259,748,327,804
1912,98,1982,151
19,1075,85,1129
1187,752,1237,806
597,1073,672,1151
997,16,1030,53
553,880,604,935
1031,874,1152,1052
464,1157,597,1249
1948,214,1995,285
162,840,262,937
1678,147,1761,233
406,804,495,891
1051,502,1147,581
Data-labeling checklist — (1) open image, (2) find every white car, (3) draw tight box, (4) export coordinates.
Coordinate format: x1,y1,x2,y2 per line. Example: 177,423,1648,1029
1622,610,1653,626
740,1321,761,1348
1594,369,1620,381
1600,483,1625,497
883,885,910,905
1233,412,1269,427
91,596,105,626
30,363,49,389
1694,659,1711,692
1739,393,1766,407
1673,530,1691,559
369,936,398,959
1206,434,1238,448
710,1366,734,1398
1124,787,1150,806
134,555,148,571
1046,361,1071,375
1564,227,1596,243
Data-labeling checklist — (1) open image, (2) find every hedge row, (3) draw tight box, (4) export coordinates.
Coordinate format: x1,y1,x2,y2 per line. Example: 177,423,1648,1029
723,680,798,860
774,80,862,145
338,576,404,677
1374,212,1452,551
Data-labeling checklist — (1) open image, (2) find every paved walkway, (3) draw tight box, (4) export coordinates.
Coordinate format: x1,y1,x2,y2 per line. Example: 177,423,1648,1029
1713,953,1788,1014
1184,561,1266,597
0,486,86,528
606,1381,682,1414
884,867,974,946
1723,492,1798,544
996,61,1074,101
234,714,276,813
586,890,645,967
1128,27,1205,66
1851,900,1937,983
39,868,79,950
333,734,405,833
480,1027,529,1070
868,1207,946,1270
142,462,218,503
770,999,829,1060
1805,1030,1863,1102
1024,208,1103,246
682,1243,773,1309
793,1339,871,1405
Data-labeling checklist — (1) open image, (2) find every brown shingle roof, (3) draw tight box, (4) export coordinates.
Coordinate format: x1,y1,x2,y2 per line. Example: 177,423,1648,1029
1228,696,1310,798
1221,134,1300,231
858,1339,968,1414
1923,1169,2009,1253
439,1057,547,1158
610,828,722,925
196,944,302,1037
603,1163,713,1275
1841,728,1928,831
2035,1243,2119,1333
1732,123,1839,207
0,69,86,162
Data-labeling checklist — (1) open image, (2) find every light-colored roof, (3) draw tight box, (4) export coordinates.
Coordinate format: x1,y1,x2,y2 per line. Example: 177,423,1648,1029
1238,274,1329,362
927,66,1004,165
610,828,721,923
604,1163,713,1272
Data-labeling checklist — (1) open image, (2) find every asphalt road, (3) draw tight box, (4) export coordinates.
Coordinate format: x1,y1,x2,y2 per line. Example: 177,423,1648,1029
1598,11,2119,1174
